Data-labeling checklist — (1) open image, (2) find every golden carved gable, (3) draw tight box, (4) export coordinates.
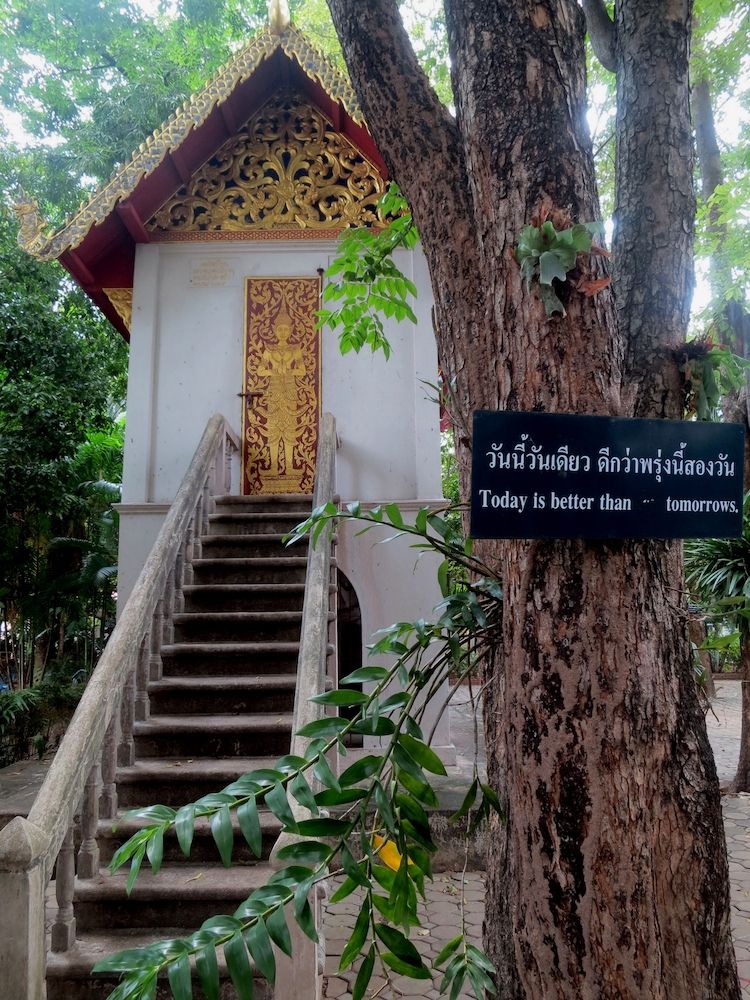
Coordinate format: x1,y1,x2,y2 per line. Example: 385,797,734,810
16,24,365,261
103,288,133,331
146,93,386,236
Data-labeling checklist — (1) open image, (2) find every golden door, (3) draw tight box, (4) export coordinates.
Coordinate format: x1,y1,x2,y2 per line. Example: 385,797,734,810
242,276,321,495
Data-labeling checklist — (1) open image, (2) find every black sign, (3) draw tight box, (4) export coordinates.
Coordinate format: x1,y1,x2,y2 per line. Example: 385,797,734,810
470,411,744,540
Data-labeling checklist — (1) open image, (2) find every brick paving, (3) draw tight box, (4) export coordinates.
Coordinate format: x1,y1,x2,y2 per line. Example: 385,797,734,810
323,873,484,1000
322,680,750,998
1,681,749,996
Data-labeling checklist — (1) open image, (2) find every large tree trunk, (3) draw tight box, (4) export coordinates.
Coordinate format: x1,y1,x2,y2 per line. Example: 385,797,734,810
327,0,739,995
694,64,750,793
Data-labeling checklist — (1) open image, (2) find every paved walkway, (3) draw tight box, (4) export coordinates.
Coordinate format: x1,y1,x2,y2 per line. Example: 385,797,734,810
1,682,749,996
323,680,750,998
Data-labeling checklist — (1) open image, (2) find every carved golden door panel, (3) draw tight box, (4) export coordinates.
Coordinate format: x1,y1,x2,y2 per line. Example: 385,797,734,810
242,276,321,495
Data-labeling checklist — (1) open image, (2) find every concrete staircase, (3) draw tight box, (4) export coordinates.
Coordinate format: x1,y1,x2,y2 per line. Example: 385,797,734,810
46,494,315,999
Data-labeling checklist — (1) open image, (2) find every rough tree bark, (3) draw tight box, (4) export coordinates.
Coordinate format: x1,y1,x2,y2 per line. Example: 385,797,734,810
694,67,750,792
326,0,739,997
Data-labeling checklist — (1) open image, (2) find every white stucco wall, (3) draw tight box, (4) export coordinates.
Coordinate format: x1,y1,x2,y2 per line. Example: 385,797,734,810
121,240,440,506
117,237,452,754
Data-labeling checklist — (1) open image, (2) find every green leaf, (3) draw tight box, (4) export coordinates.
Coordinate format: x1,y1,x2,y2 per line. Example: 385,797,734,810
293,889,319,943
351,716,396,737
265,906,293,958
480,783,505,819
313,753,341,793
93,945,165,974
146,827,164,876
450,778,479,823
392,743,428,784
398,769,439,808
211,803,233,868
538,250,568,285
309,689,369,706
339,666,389,685
374,780,397,836
375,923,423,967
126,843,146,896
167,953,192,1000
395,793,432,837
385,503,405,527
265,782,297,831
537,283,565,316
175,804,195,858
438,559,451,598
381,951,432,979
330,875,360,903
340,899,371,971
224,933,254,1000
339,754,383,787
339,842,368,886
379,692,411,713
289,772,318,815
435,934,464,967
466,943,497,975
398,733,447,776
352,944,376,1000
315,787,367,807
195,945,220,1000
296,717,349,739
246,917,276,985
109,827,151,874
569,223,594,251
237,798,262,857
276,839,330,865
125,805,176,823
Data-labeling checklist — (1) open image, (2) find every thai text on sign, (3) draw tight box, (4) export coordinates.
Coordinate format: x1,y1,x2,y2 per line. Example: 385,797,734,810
470,411,744,540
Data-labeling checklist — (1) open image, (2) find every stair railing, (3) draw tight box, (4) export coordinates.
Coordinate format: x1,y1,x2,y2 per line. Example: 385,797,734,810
0,414,239,1000
272,411,338,1000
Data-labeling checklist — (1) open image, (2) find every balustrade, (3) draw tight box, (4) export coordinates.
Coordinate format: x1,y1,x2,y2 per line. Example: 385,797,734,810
0,415,239,998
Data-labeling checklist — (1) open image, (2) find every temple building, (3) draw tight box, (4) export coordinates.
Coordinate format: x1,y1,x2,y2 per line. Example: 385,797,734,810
16,3,451,758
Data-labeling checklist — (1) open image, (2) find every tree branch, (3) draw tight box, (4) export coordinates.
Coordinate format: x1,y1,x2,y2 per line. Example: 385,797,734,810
324,0,471,243
581,0,616,72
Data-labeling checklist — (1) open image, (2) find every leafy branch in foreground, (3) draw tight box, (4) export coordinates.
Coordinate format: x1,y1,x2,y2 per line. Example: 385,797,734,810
93,502,503,1000
317,183,419,359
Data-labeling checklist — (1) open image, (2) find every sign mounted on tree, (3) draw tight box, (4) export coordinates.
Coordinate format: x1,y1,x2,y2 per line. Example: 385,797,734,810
471,411,744,540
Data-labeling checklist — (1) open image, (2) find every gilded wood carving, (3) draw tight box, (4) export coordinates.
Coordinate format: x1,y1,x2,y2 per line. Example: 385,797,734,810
243,277,321,495
102,288,133,331
16,23,365,261
147,93,385,235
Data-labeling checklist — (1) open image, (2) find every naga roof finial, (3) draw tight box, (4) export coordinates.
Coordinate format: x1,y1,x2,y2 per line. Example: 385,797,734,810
268,0,291,34
12,191,51,258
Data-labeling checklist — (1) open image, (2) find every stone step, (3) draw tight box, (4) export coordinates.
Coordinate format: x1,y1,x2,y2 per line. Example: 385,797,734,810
116,757,283,808
208,511,311,535
172,610,304,644
73,863,275,932
192,556,309,585
97,811,282,865
183,582,307,612
46,929,272,999
160,641,304,677
213,492,312,514
147,674,297,715
200,533,307,559
133,713,294,758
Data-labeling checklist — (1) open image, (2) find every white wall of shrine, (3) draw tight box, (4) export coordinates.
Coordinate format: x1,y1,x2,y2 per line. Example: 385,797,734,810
116,237,453,756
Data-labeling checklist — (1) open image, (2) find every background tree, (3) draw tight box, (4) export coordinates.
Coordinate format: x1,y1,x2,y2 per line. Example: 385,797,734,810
325,0,739,996
0,209,126,691
3,0,750,994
